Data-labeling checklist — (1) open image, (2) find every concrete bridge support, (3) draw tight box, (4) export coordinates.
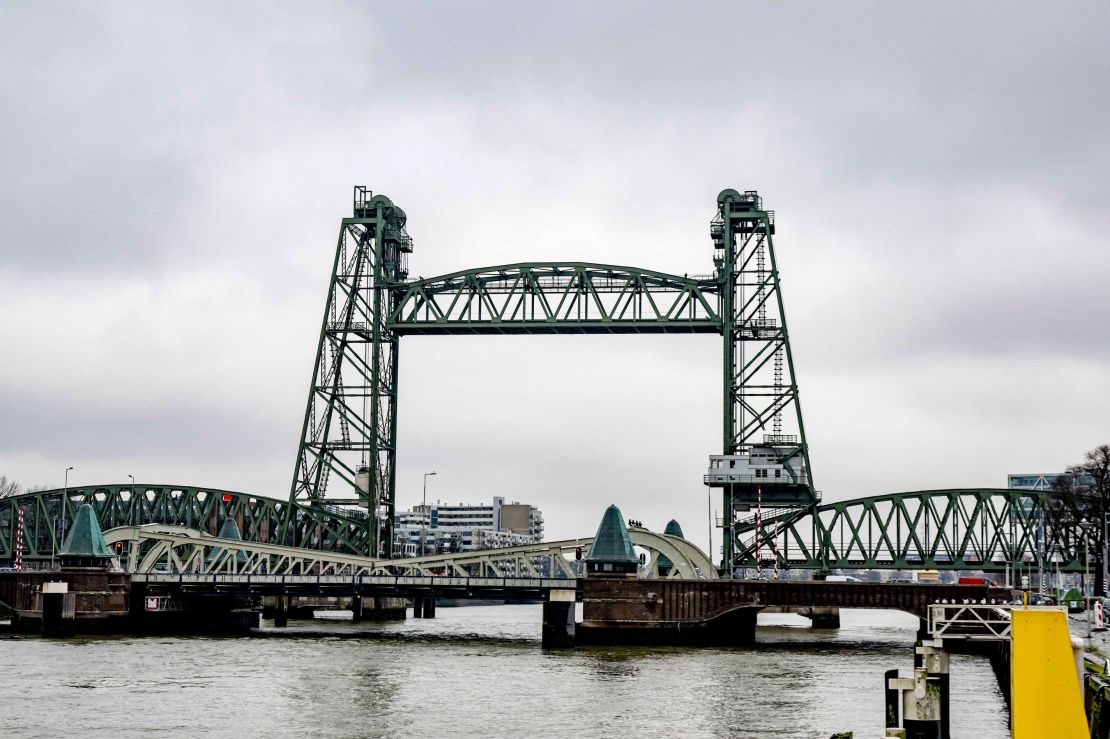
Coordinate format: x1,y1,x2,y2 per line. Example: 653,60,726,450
805,606,840,629
412,594,436,618
761,605,841,629
41,583,75,637
274,595,289,627
541,589,576,649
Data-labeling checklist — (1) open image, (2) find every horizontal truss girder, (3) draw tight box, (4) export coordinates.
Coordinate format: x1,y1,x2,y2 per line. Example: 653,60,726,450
388,262,723,334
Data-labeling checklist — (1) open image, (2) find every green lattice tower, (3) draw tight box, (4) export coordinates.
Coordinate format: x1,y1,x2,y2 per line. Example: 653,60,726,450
711,189,816,571
286,187,411,556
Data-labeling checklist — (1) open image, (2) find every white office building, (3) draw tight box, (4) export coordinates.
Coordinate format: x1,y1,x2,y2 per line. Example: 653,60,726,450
393,496,544,557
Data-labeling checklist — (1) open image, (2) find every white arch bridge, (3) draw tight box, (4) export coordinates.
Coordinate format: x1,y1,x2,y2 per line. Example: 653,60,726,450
102,525,716,592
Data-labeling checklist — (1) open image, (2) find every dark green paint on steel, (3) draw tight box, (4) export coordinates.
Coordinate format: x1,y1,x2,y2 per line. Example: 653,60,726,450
0,486,1092,573
285,187,816,566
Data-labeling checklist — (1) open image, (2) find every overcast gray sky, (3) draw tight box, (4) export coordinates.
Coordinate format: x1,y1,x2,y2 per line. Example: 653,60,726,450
2,2,1108,553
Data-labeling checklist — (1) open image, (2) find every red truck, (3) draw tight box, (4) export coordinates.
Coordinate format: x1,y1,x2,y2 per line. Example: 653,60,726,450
957,576,998,586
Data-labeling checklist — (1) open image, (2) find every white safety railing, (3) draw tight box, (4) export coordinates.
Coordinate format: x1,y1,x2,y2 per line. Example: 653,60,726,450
926,603,1066,642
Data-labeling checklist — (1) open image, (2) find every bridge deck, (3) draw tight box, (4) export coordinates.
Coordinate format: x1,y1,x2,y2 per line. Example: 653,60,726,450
135,573,575,599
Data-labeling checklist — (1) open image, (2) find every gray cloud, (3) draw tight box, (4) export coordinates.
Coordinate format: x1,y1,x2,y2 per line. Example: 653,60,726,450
2,1,1108,552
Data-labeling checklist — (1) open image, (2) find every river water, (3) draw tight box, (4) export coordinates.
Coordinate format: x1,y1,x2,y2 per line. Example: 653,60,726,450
0,606,1008,738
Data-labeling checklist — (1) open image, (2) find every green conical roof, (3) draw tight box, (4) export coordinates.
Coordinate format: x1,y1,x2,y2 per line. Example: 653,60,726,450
658,519,685,570
59,504,113,559
217,517,243,541
210,517,249,565
586,504,638,564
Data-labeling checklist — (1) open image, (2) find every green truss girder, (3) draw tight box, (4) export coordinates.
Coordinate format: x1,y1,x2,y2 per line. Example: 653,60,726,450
732,488,1089,572
1,485,369,562
388,262,722,334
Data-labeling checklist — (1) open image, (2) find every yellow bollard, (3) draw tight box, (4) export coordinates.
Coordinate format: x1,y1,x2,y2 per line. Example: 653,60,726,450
1010,609,1086,738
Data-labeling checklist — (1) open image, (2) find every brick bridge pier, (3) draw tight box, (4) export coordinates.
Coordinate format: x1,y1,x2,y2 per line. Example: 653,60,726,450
575,579,1015,646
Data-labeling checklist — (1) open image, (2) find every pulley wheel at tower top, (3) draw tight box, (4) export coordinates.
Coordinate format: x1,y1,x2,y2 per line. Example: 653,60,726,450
717,188,742,206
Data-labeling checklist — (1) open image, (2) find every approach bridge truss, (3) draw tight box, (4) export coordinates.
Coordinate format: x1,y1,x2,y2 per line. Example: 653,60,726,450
1,484,1090,575
101,524,715,581
735,487,1087,573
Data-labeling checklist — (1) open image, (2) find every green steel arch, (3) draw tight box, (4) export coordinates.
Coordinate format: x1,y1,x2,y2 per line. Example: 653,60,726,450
734,487,1087,572
0,484,369,562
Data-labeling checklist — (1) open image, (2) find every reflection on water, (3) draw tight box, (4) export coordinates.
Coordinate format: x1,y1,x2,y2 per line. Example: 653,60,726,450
0,606,1007,738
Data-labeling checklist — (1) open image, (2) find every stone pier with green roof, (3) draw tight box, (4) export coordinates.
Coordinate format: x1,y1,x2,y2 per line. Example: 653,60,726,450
58,503,115,569
585,504,639,577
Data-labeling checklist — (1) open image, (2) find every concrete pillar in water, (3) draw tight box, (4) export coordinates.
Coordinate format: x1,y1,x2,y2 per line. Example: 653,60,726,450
918,642,950,739
887,665,943,739
422,596,436,618
128,581,150,630
542,589,576,648
737,608,757,645
351,593,363,622
412,595,424,619
884,668,900,731
715,606,758,645
41,581,75,636
807,606,840,629
274,595,289,627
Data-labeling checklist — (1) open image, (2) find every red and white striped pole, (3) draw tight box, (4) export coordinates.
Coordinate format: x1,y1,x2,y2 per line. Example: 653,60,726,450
756,486,763,579
14,506,24,571
773,537,780,580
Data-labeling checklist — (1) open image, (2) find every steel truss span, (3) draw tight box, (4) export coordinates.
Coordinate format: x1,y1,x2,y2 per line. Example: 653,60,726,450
6,485,1092,576
389,263,722,334
102,525,716,581
734,488,1089,573
0,485,371,561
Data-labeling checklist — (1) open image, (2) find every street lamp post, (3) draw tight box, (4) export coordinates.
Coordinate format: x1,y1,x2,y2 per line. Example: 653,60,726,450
128,475,136,526
1096,510,1105,603
1084,527,1091,595
55,465,75,570
707,488,713,571
422,471,437,556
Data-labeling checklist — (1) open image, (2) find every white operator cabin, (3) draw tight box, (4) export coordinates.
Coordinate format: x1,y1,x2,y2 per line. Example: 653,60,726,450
705,445,807,486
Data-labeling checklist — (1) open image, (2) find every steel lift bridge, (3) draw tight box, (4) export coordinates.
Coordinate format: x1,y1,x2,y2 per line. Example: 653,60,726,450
0,188,1092,576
